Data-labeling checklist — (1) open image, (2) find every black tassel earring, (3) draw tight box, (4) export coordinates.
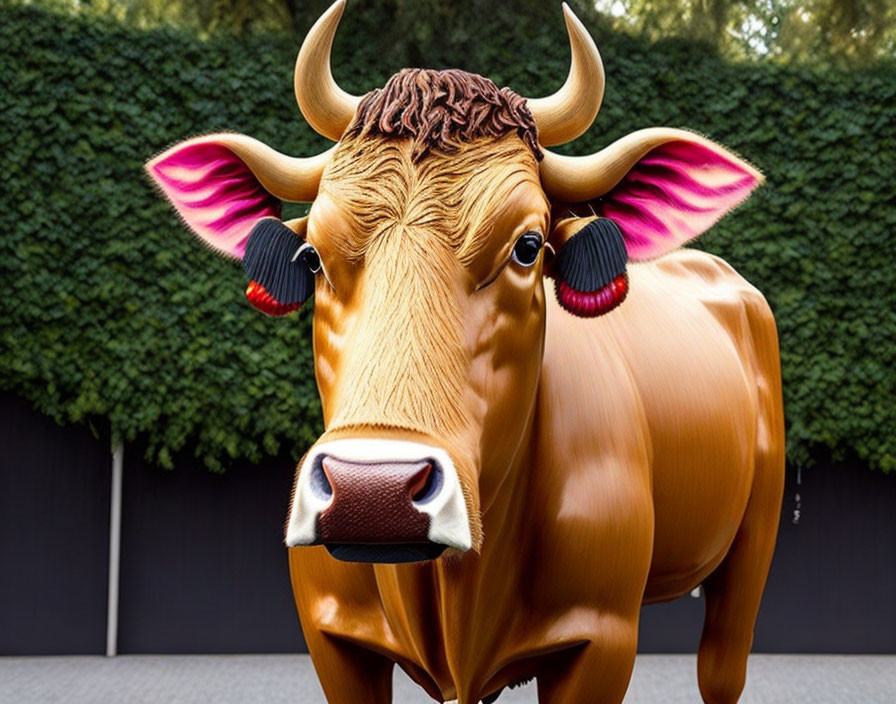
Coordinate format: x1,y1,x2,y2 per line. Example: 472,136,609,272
242,219,317,316
554,218,628,317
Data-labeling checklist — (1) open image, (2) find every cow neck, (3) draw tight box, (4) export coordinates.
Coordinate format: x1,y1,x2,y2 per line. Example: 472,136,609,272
371,407,540,696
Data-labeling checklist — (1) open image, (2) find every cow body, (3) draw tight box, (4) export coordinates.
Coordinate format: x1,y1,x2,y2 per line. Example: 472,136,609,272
146,3,785,701
289,248,784,703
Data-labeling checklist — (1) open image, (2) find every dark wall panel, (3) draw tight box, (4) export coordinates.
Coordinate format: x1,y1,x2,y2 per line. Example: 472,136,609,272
117,448,305,653
0,392,110,655
754,456,896,652
638,455,896,653
3,390,896,654
639,593,704,653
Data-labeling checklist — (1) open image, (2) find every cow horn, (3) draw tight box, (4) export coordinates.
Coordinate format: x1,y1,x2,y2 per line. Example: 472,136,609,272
225,139,338,203
294,0,361,142
525,3,605,147
540,127,740,203
539,129,677,203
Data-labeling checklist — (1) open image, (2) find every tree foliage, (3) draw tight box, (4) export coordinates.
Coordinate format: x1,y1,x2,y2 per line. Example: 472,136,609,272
1,5,894,472
594,0,896,64
15,0,896,64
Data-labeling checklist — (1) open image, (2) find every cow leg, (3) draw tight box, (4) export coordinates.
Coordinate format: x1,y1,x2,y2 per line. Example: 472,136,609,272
697,295,785,704
696,486,780,703
534,621,639,704
696,475,783,702
303,627,394,703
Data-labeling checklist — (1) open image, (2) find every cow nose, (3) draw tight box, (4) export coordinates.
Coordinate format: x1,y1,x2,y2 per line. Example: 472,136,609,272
286,438,473,561
313,456,443,542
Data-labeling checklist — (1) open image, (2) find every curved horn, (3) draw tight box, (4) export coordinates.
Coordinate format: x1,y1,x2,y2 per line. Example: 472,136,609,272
294,0,362,142
540,129,682,203
211,134,336,203
526,4,605,147
540,127,765,203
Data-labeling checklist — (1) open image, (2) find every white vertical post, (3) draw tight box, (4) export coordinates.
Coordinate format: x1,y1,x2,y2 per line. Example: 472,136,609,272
106,441,124,657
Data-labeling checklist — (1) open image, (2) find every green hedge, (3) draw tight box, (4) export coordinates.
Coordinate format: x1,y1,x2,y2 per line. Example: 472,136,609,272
2,6,894,472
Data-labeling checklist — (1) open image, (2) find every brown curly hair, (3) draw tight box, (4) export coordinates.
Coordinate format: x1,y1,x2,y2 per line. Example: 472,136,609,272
346,68,542,163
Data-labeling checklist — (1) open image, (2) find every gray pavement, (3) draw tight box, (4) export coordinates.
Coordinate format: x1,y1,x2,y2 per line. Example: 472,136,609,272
1,654,894,703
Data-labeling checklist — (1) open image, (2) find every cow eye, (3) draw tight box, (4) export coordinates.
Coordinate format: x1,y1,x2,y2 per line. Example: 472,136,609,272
292,243,322,274
511,231,543,267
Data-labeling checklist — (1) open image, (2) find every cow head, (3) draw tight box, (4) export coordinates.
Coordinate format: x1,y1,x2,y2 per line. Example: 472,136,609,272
146,0,762,563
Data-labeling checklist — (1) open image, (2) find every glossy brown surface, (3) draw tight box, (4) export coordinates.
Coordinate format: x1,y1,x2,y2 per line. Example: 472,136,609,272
289,6,782,699
146,2,785,701
288,138,784,703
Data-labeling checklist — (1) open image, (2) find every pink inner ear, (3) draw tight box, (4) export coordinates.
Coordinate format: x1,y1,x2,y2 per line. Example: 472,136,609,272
598,139,761,261
146,139,281,259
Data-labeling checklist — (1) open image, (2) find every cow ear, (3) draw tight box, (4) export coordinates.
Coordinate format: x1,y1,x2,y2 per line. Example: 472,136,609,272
595,133,762,261
547,216,629,318
242,217,317,317
146,134,282,258
145,133,327,259
543,130,763,262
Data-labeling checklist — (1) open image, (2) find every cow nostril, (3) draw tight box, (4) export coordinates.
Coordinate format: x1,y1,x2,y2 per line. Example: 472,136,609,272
411,461,443,505
313,454,443,504
309,456,333,500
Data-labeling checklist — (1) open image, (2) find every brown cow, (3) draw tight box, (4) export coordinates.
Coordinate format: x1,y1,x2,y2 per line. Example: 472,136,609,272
146,2,785,702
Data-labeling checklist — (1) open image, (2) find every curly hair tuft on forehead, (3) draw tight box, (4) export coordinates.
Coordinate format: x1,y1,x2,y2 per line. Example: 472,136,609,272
346,68,542,163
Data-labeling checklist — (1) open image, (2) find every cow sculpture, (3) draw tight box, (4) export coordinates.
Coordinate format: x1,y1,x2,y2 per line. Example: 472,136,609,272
146,1,785,702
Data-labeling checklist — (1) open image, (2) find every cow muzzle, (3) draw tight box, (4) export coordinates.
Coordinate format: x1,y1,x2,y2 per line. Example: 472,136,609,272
285,438,473,563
